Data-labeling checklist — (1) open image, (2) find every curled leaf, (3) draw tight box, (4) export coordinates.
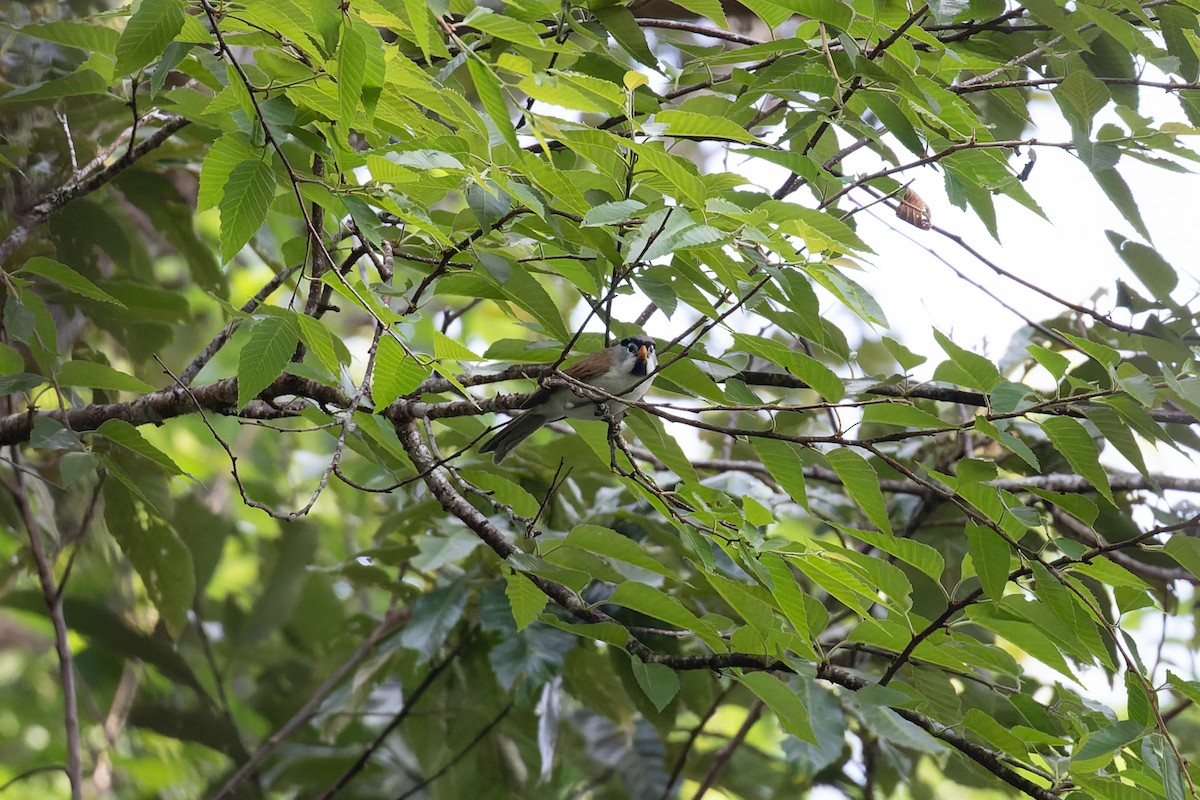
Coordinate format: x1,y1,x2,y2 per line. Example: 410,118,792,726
897,187,931,230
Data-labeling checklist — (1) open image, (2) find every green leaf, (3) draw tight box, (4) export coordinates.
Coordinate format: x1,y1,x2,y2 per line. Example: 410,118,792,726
974,416,1040,470
467,58,518,151
1105,231,1178,300
1072,719,1145,764
861,403,949,430
593,6,657,68
462,7,544,48
500,267,569,342
606,582,722,650
656,110,756,144
1039,416,1115,504
399,582,468,662
844,527,944,582
103,481,195,639
0,66,109,104
932,329,1001,392
739,672,816,742
57,360,155,393
337,21,366,130
1093,167,1150,241
198,133,260,211
825,448,891,534
294,314,343,376
762,554,817,658
629,657,679,711
625,410,698,484
19,256,125,306
237,313,301,409
505,572,547,630
114,0,186,76
219,158,277,263
95,419,185,476
668,0,727,27
731,333,843,402
752,438,808,508
428,333,478,363
1165,535,1200,582
1054,71,1111,135
561,525,672,577
582,199,646,227
459,470,540,517
12,19,121,54
794,0,853,29
372,336,430,409
965,521,1010,601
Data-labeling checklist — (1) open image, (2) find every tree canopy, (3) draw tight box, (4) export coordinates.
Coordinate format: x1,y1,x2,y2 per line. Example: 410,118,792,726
3,0,1200,798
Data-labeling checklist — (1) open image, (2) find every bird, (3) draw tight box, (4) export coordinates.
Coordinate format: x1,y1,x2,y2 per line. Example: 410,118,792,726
481,336,658,463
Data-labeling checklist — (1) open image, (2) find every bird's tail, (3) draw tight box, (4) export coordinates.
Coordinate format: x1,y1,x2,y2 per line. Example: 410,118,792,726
480,409,549,463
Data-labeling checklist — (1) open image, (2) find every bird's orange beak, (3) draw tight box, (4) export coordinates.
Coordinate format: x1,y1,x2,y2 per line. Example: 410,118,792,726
637,344,648,361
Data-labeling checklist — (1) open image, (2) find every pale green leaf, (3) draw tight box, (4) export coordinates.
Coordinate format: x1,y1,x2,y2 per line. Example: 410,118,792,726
219,158,277,263
504,572,547,630
58,360,154,393
237,314,301,409
825,448,891,534
114,0,185,76
94,419,185,476
739,672,816,742
19,257,125,306
1040,416,1115,504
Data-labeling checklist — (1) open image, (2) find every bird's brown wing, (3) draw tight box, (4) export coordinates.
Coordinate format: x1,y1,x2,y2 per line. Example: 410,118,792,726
561,349,612,381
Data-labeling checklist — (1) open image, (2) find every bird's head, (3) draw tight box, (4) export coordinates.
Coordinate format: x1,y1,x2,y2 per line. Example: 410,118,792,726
618,336,656,376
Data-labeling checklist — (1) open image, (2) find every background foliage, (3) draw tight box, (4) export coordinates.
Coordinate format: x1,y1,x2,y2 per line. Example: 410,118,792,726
3,0,1200,798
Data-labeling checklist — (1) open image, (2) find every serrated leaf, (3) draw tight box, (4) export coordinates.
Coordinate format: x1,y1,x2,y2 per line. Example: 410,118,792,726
625,411,697,484
862,403,949,430
965,521,1010,601
606,582,721,649
399,582,468,662
844,527,944,581
582,199,645,227
373,336,430,409
432,331,481,361
459,470,540,517
13,20,121,54
593,5,657,68
1072,719,1145,763
656,110,755,144
629,657,679,711
1054,71,1111,135
467,58,518,151
562,525,672,577
198,133,260,211
501,267,569,342
739,672,816,742
237,314,301,409
752,438,808,508
337,21,366,130
1105,231,1178,300
825,448,891,534
58,360,155,393
1040,416,1114,504
104,481,195,639
933,329,1001,392
19,257,125,306
1165,536,1200,582
95,419,185,476
114,0,186,76
731,333,843,402
505,571,547,630
219,158,277,263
